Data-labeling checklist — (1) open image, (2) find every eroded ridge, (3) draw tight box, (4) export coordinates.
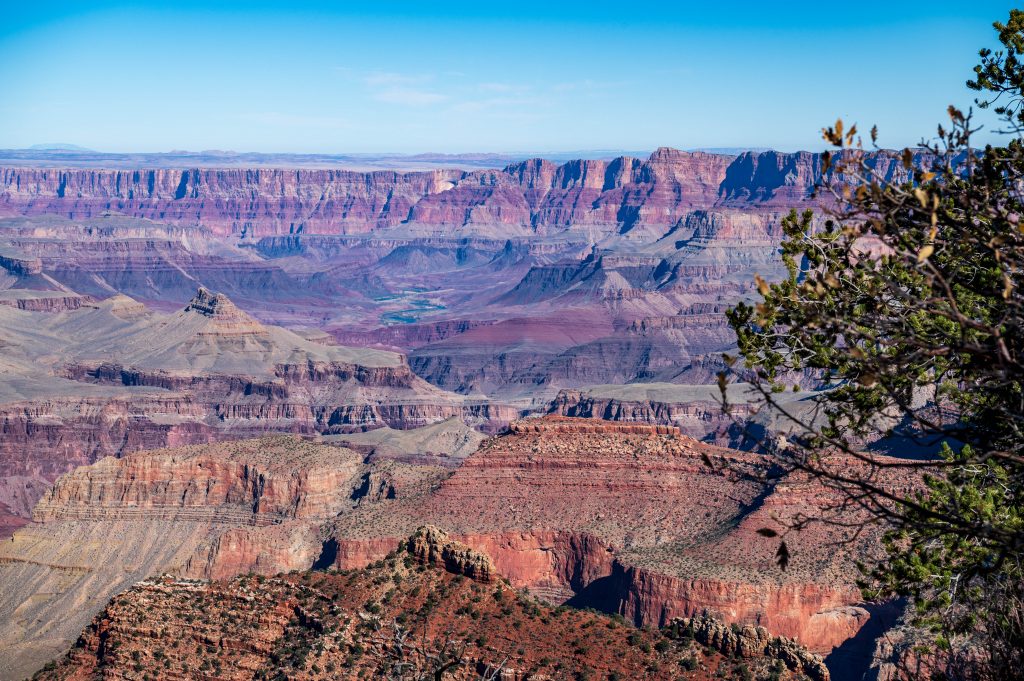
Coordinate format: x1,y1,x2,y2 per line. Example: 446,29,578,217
34,530,830,681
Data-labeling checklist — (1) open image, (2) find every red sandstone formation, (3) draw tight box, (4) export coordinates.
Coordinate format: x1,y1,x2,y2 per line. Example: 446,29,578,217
1,420,892,677
316,418,887,656
508,416,681,435
34,530,829,681
31,437,363,525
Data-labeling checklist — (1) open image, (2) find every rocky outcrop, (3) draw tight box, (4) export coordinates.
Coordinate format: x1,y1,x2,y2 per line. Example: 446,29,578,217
548,381,827,447
33,542,826,681
0,249,41,275
406,525,495,582
0,393,222,484
454,530,616,603
327,417,487,466
674,613,831,681
615,566,869,652
181,521,325,580
42,577,301,681
549,386,749,437
0,291,89,312
182,286,268,335
332,536,403,568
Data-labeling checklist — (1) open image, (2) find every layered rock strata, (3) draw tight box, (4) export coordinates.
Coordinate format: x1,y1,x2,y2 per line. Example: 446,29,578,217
2,419,893,678
0,289,517,523
34,535,829,681
318,417,888,656
0,436,448,678
0,149,914,237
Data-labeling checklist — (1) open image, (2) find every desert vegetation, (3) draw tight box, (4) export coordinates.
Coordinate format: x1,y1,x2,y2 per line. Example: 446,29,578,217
33,530,827,680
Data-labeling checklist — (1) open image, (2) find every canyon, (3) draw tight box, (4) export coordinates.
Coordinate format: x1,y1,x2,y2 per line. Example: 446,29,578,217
0,149,866,406
1,419,894,679
0,148,917,238
0,150,813,237
0,148,854,527
0,148,911,679
0,287,517,526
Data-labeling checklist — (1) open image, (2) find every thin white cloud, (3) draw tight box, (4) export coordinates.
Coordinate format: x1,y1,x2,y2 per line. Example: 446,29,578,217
550,79,625,92
364,71,434,87
337,69,448,106
333,68,545,109
478,82,526,93
373,89,448,106
450,96,545,113
241,112,351,129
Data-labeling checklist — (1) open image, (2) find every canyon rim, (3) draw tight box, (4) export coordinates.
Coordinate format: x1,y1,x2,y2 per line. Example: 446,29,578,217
0,3,1010,681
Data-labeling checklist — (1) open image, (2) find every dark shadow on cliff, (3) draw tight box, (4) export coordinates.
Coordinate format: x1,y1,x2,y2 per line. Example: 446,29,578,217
824,600,904,681
563,565,628,617
312,538,339,571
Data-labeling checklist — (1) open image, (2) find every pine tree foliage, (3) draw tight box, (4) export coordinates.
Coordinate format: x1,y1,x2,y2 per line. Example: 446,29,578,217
724,11,1024,680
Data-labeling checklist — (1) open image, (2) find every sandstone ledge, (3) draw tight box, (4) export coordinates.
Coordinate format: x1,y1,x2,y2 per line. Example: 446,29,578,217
509,416,680,436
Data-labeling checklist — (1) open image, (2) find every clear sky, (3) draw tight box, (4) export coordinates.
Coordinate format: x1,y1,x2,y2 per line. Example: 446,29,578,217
0,1,1017,154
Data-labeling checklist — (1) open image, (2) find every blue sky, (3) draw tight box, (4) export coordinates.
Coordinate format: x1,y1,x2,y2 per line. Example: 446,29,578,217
0,1,1017,154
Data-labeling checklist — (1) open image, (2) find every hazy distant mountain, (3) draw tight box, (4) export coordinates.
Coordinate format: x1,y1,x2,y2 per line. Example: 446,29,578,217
26,143,97,152
0,148,655,170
